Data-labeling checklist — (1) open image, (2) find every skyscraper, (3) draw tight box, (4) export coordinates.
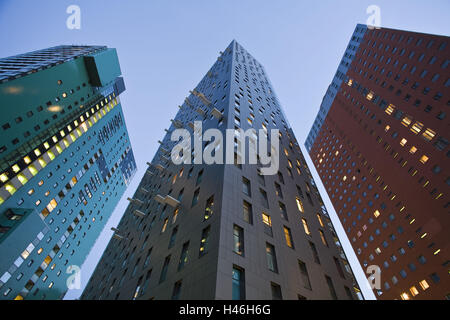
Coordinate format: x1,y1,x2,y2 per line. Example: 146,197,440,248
306,25,449,300
81,40,362,300
0,46,137,300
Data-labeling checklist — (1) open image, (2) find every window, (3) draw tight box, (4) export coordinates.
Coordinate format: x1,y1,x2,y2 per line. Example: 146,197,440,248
274,182,283,198
161,218,169,233
374,210,381,218
265,243,278,273
259,189,269,208
419,279,429,290
409,286,419,297
298,260,312,290
178,242,189,271
233,225,244,255
243,201,253,224
309,241,321,264
302,218,311,235
296,197,304,213
262,213,272,236
400,292,410,300
144,248,152,267
334,257,345,278
242,177,251,196
277,171,284,184
171,280,182,300
400,138,407,146
325,275,338,300
204,195,214,220
196,169,203,186
283,226,294,248
422,128,436,141
168,226,178,249
279,202,288,220
199,226,210,257
172,208,179,224
191,188,200,207
319,230,328,247
420,155,429,164
411,122,423,134
271,282,283,300
232,266,245,300
430,273,440,283
159,255,171,283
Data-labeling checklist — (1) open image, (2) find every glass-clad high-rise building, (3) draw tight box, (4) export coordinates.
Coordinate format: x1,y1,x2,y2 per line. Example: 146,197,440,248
0,46,137,300
81,40,363,300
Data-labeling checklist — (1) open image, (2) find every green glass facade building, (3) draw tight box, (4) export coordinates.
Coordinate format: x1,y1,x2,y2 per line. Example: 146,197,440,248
0,46,136,299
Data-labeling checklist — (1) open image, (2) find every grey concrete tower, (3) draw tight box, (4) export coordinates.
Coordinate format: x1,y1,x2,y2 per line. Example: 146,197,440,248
81,41,363,300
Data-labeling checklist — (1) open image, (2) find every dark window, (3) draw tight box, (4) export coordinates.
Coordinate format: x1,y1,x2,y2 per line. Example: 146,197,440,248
232,266,246,300
325,275,338,300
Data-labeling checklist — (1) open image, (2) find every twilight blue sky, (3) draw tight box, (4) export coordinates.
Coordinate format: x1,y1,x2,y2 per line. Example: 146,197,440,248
1,0,449,300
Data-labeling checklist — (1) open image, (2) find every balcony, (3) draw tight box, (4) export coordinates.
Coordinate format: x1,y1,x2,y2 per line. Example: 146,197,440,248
154,194,181,208
127,197,143,206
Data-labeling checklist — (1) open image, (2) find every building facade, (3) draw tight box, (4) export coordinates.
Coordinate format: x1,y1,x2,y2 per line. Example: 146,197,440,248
0,46,137,300
306,25,449,300
81,40,362,300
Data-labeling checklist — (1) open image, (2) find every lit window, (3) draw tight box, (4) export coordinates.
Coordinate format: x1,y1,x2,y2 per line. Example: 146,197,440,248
319,230,328,246
419,155,429,164
283,227,294,248
0,173,8,183
161,218,169,233
17,174,28,185
12,164,20,173
28,165,38,176
409,146,417,154
317,213,324,227
400,292,410,300
24,156,31,164
401,116,412,127
409,286,419,297
347,79,353,86
400,138,407,146
366,91,374,100
34,149,41,156
385,104,395,115
38,158,47,168
422,128,436,141
410,122,423,134
302,218,310,235
384,125,390,132
5,183,17,195
262,213,271,227
43,142,50,149
419,280,429,290
296,198,304,213
47,150,55,161
374,210,381,218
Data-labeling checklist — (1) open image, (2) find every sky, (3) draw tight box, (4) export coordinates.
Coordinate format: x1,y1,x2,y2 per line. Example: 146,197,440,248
0,0,449,300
